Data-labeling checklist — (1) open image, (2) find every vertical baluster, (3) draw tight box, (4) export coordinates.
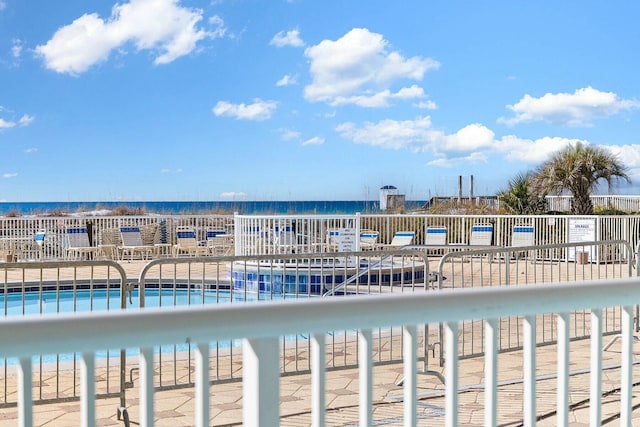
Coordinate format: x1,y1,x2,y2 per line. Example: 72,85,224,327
195,342,209,427
523,315,537,427
485,319,498,426
18,356,33,427
445,321,459,427
81,352,95,427
403,325,417,427
312,333,325,427
140,347,155,427
589,308,602,426
359,329,373,427
557,312,569,426
243,337,279,427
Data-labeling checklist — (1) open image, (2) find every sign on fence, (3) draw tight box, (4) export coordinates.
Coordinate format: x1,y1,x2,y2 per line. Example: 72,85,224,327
567,218,597,262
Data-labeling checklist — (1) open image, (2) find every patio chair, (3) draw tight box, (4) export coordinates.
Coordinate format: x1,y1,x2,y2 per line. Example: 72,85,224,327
425,226,448,245
325,229,341,252
425,226,448,256
34,230,46,260
511,225,535,260
384,231,415,248
359,230,380,250
119,226,156,260
65,226,99,260
206,228,233,255
273,224,297,253
173,226,208,257
469,224,494,246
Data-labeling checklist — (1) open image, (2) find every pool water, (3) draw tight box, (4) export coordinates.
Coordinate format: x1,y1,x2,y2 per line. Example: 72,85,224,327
1,287,303,315
1,288,312,365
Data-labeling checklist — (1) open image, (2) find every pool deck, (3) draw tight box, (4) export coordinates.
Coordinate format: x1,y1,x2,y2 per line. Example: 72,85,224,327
0,259,638,425
0,334,638,426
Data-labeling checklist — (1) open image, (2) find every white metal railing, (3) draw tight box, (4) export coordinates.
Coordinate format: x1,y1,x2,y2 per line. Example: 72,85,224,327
0,277,638,426
4,212,640,262
546,195,640,212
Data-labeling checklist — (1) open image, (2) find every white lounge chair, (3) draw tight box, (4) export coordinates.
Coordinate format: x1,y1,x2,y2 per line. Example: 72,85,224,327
34,230,46,259
425,226,447,245
511,225,535,260
273,225,297,253
425,226,448,256
206,228,233,255
385,231,415,248
359,230,380,250
173,226,208,257
65,226,99,260
325,229,341,252
469,224,494,246
119,226,156,260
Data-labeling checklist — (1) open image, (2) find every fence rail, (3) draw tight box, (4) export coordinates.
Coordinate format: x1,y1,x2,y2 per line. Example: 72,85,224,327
0,237,636,424
3,212,640,263
0,275,638,426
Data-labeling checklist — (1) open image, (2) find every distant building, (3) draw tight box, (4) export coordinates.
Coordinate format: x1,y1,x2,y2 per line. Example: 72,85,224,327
379,185,405,211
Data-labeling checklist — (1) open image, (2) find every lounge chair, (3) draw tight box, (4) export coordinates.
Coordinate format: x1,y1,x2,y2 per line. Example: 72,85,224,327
469,224,494,246
425,226,447,245
359,230,380,250
119,226,156,260
173,226,208,257
65,226,99,260
511,225,535,260
511,225,534,247
424,226,448,256
206,228,233,255
272,224,298,253
33,230,46,259
384,231,415,248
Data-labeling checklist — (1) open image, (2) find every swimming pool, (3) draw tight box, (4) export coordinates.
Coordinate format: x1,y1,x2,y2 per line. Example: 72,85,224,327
1,288,312,365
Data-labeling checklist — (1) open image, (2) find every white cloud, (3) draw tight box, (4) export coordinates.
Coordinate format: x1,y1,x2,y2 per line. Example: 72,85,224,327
336,116,495,153
160,168,183,174
331,84,425,108
270,29,304,47
213,98,277,121
499,87,640,127
304,28,439,107
602,144,640,183
0,112,34,130
35,0,225,75
11,39,23,59
494,136,583,163
336,116,435,151
442,124,495,152
220,191,247,198
279,128,301,141
301,136,324,146
24,148,38,154
427,152,488,167
276,74,297,87
414,100,437,110
2,173,17,179
335,115,593,167
18,115,34,126
0,118,15,129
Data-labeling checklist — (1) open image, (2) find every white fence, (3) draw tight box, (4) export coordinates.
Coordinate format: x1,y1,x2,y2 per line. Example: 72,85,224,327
0,276,638,426
3,212,640,262
546,195,640,212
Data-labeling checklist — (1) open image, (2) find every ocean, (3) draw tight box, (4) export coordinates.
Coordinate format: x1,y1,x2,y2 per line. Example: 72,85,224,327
0,200,428,216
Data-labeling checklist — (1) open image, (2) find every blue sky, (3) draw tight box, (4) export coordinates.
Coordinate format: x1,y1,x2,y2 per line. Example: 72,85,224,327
1,0,639,202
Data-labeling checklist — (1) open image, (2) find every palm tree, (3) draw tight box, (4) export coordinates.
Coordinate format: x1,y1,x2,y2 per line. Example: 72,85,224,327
530,143,630,215
497,172,547,214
